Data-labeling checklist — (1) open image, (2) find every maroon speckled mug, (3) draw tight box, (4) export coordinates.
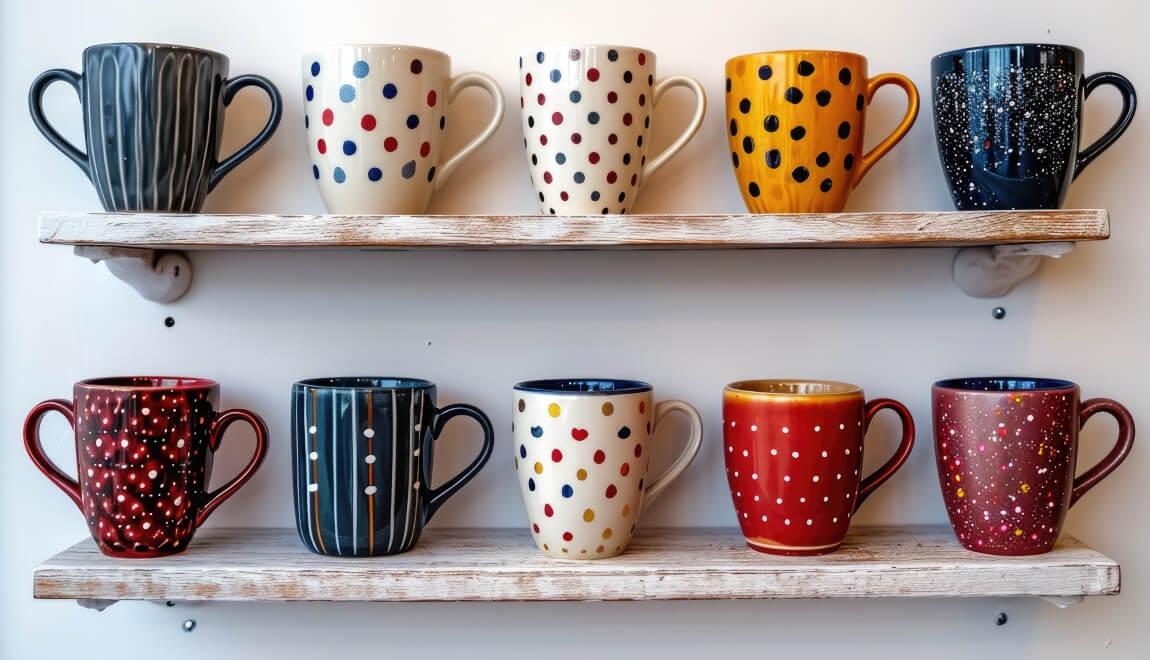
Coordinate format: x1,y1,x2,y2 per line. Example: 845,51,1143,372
932,377,1134,556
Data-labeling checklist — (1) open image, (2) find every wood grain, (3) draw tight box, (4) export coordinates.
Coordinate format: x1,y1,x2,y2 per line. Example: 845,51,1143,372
38,210,1109,251
33,526,1119,602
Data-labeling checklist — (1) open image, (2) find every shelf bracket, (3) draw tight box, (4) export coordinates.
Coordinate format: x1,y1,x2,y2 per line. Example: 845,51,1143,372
953,242,1075,298
74,247,192,303
76,598,118,611
1040,595,1085,608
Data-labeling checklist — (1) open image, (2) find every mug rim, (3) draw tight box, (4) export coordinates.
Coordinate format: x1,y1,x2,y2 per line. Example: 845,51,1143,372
932,43,1084,62
726,49,866,66
294,376,435,391
520,44,654,59
725,379,862,396
932,376,1078,392
76,376,218,391
302,44,451,62
83,42,228,61
514,378,652,395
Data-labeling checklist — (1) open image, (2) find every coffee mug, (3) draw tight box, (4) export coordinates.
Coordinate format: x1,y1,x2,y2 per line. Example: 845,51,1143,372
513,379,702,558
303,45,504,214
292,378,494,556
725,50,919,213
932,44,1136,210
519,45,706,214
933,377,1134,555
30,43,283,212
723,380,915,555
24,377,268,557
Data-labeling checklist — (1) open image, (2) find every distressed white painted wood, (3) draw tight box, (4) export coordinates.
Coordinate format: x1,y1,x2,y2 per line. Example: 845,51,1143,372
33,526,1119,603
39,210,1109,250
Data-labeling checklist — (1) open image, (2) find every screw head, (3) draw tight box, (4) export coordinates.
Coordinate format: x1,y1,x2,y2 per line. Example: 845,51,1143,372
182,619,197,633
992,307,1006,320
995,612,1008,626
164,317,175,328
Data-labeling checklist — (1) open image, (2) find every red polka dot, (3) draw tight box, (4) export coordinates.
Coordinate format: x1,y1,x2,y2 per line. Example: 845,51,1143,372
639,401,646,413
587,68,600,82
623,113,633,126
322,109,334,126
638,52,646,65
639,94,646,107
594,449,606,464
540,134,548,146
384,137,398,152
608,133,618,145
552,112,563,125
605,484,617,498
560,191,569,201
630,173,638,186
317,139,327,154
588,152,600,164
361,114,376,131
420,141,431,157
607,91,618,104
563,531,574,542
551,448,563,462
525,73,533,86
544,503,554,517
620,462,630,476
607,171,618,184
634,444,642,457
543,171,553,184
427,90,437,107
533,523,540,533
537,93,546,105
571,132,582,144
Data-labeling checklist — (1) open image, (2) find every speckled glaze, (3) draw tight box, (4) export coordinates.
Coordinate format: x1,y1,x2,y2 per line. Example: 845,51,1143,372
933,377,1135,555
723,380,914,555
932,44,1136,210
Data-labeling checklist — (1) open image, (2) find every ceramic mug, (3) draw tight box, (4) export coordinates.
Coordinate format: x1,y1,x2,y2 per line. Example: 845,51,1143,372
29,43,282,212
24,377,268,557
303,45,504,214
933,377,1134,555
932,44,1136,210
723,380,915,555
513,379,702,559
519,45,706,214
292,378,494,556
725,50,918,213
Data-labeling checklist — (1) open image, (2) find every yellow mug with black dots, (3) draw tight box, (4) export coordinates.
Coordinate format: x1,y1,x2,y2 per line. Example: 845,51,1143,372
725,51,919,213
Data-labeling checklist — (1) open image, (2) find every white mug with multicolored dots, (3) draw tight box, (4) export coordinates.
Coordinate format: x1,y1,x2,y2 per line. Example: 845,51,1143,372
519,45,707,214
303,45,504,214
513,379,703,559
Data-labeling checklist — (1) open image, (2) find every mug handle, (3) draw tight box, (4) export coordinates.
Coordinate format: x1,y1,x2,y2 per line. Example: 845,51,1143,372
1069,398,1135,506
639,76,707,186
433,72,506,192
23,399,82,510
1073,72,1137,179
852,73,919,187
641,400,703,507
28,69,91,180
208,74,283,193
422,403,495,521
855,398,916,509
195,409,269,527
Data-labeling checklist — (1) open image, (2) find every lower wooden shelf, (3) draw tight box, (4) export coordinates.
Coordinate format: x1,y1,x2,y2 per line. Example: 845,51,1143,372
33,526,1118,606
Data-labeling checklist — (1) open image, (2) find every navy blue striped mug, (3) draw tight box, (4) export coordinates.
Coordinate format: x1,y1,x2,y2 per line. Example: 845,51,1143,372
291,377,494,556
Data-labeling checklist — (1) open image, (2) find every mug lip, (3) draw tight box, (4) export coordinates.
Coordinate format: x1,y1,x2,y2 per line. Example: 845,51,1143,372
520,44,655,60
514,378,652,395
725,379,863,397
302,44,451,62
294,376,436,391
76,376,219,391
932,43,1084,62
83,42,228,60
726,49,866,67
932,376,1078,393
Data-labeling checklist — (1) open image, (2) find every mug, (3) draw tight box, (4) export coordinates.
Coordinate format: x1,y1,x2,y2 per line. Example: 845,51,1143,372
513,379,702,558
519,45,706,214
24,377,268,557
725,50,918,213
303,45,504,214
933,377,1135,555
723,380,915,555
932,44,1136,210
30,42,282,212
292,378,494,556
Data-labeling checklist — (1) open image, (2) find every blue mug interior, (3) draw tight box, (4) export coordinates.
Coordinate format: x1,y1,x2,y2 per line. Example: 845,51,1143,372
934,377,1075,392
296,377,433,390
514,378,651,394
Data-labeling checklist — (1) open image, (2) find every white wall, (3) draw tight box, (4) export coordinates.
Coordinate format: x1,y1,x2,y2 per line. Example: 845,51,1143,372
2,0,1146,657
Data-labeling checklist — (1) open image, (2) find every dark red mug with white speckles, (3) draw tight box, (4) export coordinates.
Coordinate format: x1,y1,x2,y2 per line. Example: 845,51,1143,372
933,377,1134,556
24,377,268,558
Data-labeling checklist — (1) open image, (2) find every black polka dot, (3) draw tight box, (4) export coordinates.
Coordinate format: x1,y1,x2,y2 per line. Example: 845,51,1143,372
797,60,815,76
731,152,739,168
427,166,436,182
764,115,780,132
636,135,643,147
538,192,544,202
742,136,754,154
591,190,601,201
401,160,416,179
748,181,761,197
622,153,631,165
785,87,804,103
766,149,781,168
549,208,556,215
838,121,852,139
648,74,653,85
618,191,626,203
816,90,832,106
644,116,650,129
623,70,633,83
790,126,806,141
527,116,535,128
816,152,830,167
602,207,609,214
531,154,538,166
792,166,809,182
819,178,832,192
758,65,772,80
839,67,852,85
738,98,751,114
856,94,865,111
844,154,855,170
608,49,619,61
729,119,738,136
725,77,731,93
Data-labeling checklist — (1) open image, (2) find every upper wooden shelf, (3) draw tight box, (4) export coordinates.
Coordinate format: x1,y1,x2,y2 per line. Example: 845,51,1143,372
34,526,1117,607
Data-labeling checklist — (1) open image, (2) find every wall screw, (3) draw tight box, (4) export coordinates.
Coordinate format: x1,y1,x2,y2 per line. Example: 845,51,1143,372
165,601,175,607
164,317,176,328
182,619,197,633
995,612,1008,626
992,307,1006,320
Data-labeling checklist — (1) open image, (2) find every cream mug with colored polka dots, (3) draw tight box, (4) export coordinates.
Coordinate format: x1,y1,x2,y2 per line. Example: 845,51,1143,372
513,379,702,559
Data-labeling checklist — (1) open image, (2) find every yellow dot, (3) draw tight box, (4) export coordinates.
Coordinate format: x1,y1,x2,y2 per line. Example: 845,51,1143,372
518,399,526,412
1014,396,1022,404
548,403,561,417
954,474,961,482
576,468,588,481
622,504,631,517
1020,483,1031,493
602,528,613,539
956,488,965,498
543,543,549,551
583,508,595,522
534,461,543,474
1014,528,1023,537
602,402,614,416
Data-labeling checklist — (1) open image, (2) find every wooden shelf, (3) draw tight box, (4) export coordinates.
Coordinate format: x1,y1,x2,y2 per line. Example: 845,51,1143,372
34,526,1118,606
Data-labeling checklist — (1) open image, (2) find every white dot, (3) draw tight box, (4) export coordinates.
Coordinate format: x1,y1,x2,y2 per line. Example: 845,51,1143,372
95,439,102,447
147,470,158,479
736,491,741,497
309,451,318,460
413,424,421,432
728,446,733,453
413,448,421,457
307,484,317,492
309,426,317,434
846,493,852,499
799,497,806,503
120,439,129,448
87,469,94,477
751,472,758,480
823,496,829,502
761,515,768,522
734,471,739,477
839,423,845,430
116,494,125,502
784,518,791,525
742,512,748,518
814,425,821,432
845,448,851,455
142,522,151,530
770,448,778,456
176,439,185,448
730,421,736,427
791,451,800,459
833,517,838,523
753,495,760,501
776,497,783,504
782,426,789,434
365,454,376,464
836,473,842,480
742,449,749,457
751,424,758,432
1027,414,1034,422
364,428,375,438
812,475,820,482
141,407,150,415
806,519,813,526
783,475,791,482
174,496,182,505
821,450,828,458
364,485,378,495
413,482,421,489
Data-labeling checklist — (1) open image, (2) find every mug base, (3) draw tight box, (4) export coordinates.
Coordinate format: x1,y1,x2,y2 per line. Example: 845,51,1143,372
535,546,629,560
744,538,843,556
955,542,1056,556
95,544,192,559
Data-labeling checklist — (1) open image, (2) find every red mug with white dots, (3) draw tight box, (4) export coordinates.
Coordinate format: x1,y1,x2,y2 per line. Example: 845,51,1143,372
24,377,268,557
723,379,915,555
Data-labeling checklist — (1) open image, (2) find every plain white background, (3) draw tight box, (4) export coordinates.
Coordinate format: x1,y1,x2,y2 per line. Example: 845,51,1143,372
1,0,1146,657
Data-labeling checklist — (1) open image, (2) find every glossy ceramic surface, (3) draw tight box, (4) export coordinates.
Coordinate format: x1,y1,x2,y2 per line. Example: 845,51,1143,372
519,45,706,214
933,377,1134,555
513,379,702,559
932,44,1136,210
303,45,504,214
24,377,268,557
291,377,494,556
723,380,914,555
29,43,282,212
725,50,918,213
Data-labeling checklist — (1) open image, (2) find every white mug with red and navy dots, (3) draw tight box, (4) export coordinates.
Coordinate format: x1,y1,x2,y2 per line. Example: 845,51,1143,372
519,45,706,214
513,379,703,559
303,45,504,214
